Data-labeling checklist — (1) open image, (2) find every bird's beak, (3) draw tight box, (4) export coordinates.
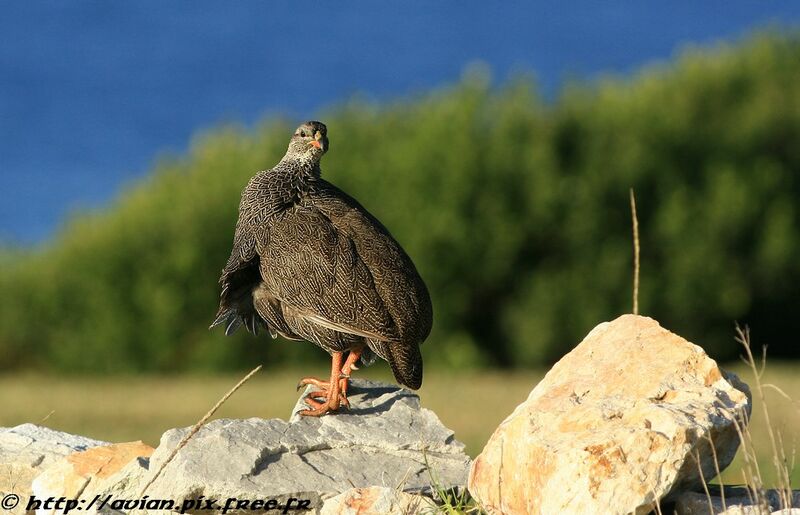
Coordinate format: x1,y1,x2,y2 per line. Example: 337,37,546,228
309,131,327,151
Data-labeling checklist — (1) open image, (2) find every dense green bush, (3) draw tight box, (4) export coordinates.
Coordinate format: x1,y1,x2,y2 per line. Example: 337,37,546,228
1,33,799,373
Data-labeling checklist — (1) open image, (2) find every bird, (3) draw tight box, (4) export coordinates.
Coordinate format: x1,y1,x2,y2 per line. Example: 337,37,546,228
211,121,433,416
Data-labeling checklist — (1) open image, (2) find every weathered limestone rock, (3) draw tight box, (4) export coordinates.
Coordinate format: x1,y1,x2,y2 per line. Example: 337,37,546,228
469,314,752,515
97,379,469,512
675,487,800,515
31,441,153,513
0,425,109,515
0,425,108,503
320,486,431,514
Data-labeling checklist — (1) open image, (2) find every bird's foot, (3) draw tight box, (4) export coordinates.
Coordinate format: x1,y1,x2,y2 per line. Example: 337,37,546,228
297,374,352,406
295,352,350,417
296,401,337,417
296,376,329,391
297,389,349,416
303,389,350,409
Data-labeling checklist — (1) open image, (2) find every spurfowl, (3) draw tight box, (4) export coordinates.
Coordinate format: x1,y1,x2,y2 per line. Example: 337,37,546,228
211,121,432,416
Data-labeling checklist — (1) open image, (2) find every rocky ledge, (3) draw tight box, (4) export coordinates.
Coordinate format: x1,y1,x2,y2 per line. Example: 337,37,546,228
2,379,468,514
125,379,469,507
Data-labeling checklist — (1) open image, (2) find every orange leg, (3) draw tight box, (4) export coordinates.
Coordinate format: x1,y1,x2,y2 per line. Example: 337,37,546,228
296,348,364,413
296,352,345,417
339,347,363,400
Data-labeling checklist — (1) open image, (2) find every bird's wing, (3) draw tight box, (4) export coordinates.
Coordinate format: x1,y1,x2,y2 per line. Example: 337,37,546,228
211,216,264,334
220,212,262,286
303,180,432,344
307,180,432,390
212,175,275,335
218,175,271,288
260,202,402,343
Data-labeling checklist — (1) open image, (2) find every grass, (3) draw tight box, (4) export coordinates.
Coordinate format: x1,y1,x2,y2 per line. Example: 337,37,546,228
717,359,800,487
711,327,799,513
1,362,798,489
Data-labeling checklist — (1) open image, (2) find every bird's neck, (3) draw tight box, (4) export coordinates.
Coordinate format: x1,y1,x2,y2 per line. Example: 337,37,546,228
273,157,322,202
278,155,321,182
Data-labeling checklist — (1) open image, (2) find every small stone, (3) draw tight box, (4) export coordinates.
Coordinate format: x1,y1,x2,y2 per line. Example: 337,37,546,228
675,491,763,515
320,487,431,514
674,486,800,514
468,314,751,515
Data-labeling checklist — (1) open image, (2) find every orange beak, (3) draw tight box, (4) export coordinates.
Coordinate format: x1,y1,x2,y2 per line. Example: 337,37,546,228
309,130,325,149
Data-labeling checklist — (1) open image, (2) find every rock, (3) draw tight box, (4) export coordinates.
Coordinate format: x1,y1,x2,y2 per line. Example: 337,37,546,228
468,314,751,515
675,486,800,514
0,425,109,515
30,441,153,514
0,424,108,496
320,486,431,514
96,379,469,512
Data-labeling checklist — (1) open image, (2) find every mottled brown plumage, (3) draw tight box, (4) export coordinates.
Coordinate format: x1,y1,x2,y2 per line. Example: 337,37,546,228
212,121,432,415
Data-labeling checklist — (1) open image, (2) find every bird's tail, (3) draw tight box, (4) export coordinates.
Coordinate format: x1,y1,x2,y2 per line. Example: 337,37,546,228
387,342,423,390
210,306,261,336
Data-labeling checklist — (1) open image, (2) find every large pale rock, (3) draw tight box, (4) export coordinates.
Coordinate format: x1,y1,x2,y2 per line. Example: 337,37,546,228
95,379,469,512
469,314,751,515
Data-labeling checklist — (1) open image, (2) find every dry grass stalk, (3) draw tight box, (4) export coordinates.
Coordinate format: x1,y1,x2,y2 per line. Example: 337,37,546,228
735,325,794,509
629,188,640,315
137,364,262,497
695,325,800,514
39,410,55,425
730,408,763,508
652,490,664,515
693,448,714,509
706,433,726,511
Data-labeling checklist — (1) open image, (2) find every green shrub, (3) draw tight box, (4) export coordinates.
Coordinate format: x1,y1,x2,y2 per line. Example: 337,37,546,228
1,33,799,372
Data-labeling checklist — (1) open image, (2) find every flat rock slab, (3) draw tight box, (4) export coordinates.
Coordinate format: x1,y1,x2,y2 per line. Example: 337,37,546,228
675,486,800,514
103,379,469,512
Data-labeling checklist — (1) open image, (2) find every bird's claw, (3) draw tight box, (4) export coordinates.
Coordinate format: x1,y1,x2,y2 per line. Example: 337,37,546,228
303,390,350,410
296,377,328,391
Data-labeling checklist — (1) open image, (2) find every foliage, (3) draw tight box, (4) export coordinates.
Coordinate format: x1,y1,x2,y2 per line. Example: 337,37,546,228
1,33,799,372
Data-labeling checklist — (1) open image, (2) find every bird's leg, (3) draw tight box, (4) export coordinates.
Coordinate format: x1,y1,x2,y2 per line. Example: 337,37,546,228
297,348,364,410
297,352,344,417
338,347,364,404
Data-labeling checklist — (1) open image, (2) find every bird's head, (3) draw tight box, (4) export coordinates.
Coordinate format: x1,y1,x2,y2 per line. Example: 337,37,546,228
285,121,329,162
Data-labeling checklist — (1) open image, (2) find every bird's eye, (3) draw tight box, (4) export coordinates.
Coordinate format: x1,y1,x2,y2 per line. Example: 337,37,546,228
299,130,306,138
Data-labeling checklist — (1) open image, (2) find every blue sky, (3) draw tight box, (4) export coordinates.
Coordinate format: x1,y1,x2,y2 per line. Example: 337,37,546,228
1,1,798,242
